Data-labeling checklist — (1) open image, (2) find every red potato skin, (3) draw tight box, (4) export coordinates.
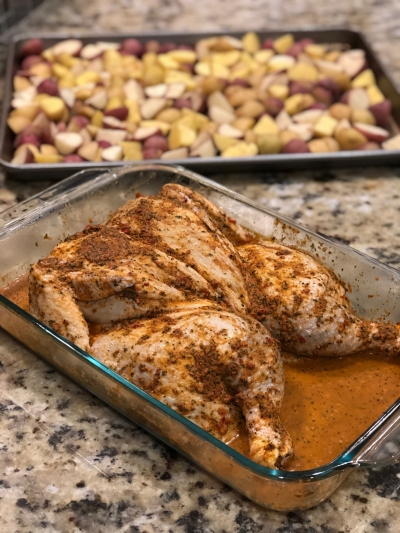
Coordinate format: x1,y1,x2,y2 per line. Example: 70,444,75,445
230,78,252,88
263,97,284,117
309,102,328,110
143,147,163,159
353,123,389,143
174,98,192,110
359,142,381,151
311,86,333,106
63,154,85,162
177,44,195,51
261,39,274,50
289,81,315,96
14,132,41,149
37,79,60,97
104,107,129,121
281,138,311,154
159,42,178,53
21,55,43,71
287,39,314,58
145,40,161,53
20,38,43,58
369,100,392,128
70,116,90,129
317,78,340,100
143,135,169,152
121,39,144,57
98,140,112,149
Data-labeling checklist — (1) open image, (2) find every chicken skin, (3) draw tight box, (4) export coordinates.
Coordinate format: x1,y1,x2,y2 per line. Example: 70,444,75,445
29,225,222,351
239,241,400,357
90,303,293,468
107,185,250,316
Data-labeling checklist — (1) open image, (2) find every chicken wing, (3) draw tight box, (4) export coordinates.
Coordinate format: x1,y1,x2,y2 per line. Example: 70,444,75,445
90,303,293,468
30,225,221,349
239,241,400,357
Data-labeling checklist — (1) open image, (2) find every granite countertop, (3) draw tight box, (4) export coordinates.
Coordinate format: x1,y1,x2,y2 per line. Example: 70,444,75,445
1,1,400,531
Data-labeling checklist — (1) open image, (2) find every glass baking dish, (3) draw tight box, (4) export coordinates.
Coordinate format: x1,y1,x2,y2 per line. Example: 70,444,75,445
0,164,399,511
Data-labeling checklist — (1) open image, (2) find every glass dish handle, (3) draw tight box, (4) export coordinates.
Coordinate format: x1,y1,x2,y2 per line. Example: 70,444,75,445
0,168,108,228
354,410,400,468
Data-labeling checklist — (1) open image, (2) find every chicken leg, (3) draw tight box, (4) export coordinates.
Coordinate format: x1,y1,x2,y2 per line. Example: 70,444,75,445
239,241,400,357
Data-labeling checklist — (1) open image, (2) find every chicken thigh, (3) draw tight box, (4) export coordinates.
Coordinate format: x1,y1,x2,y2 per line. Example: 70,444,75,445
90,303,293,468
239,241,400,357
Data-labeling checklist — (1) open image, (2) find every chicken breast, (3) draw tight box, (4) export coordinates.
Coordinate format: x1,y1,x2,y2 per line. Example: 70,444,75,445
239,241,400,357
107,189,249,315
90,303,293,468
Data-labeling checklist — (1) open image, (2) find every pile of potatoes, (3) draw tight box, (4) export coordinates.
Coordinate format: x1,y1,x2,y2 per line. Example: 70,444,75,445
8,33,400,165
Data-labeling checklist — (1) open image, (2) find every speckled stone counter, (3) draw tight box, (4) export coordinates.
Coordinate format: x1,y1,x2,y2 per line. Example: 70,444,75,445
1,1,400,531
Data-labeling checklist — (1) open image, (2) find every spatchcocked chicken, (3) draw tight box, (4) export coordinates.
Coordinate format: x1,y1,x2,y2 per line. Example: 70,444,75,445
29,183,400,469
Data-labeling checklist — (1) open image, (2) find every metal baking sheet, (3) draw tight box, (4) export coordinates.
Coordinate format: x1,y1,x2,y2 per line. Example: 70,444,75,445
1,29,400,179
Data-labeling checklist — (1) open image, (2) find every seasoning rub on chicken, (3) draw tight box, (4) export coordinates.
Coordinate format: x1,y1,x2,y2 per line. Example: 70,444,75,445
29,183,292,469
29,182,400,470
239,241,400,357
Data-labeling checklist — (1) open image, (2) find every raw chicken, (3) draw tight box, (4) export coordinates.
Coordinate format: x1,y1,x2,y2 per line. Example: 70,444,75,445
90,303,293,468
107,185,250,315
29,225,223,350
159,183,255,245
239,241,400,357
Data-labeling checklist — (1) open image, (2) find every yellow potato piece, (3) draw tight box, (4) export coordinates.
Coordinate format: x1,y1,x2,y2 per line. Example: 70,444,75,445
52,62,70,79
273,34,294,54
120,141,143,161
305,44,326,59
126,100,141,123
156,108,182,123
58,72,75,89
39,97,66,121
195,61,211,76
56,53,79,68
367,85,385,106
253,115,279,136
91,110,104,128
254,49,274,64
213,133,240,152
257,134,282,154
288,62,319,82
268,84,289,100
284,94,308,115
105,97,124,111
34,153,64,164
221,141,258,157
313,115,338,137
158,54,180,70
140,120,171,135
182,109,209,129
167,50,197,64
211,50,241,67
242,32,260,54
232,117,255,132
351,69,376,88
169,123,197,149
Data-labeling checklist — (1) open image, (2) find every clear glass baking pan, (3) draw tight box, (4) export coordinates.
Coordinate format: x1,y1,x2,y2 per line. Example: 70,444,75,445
0,164,399,511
